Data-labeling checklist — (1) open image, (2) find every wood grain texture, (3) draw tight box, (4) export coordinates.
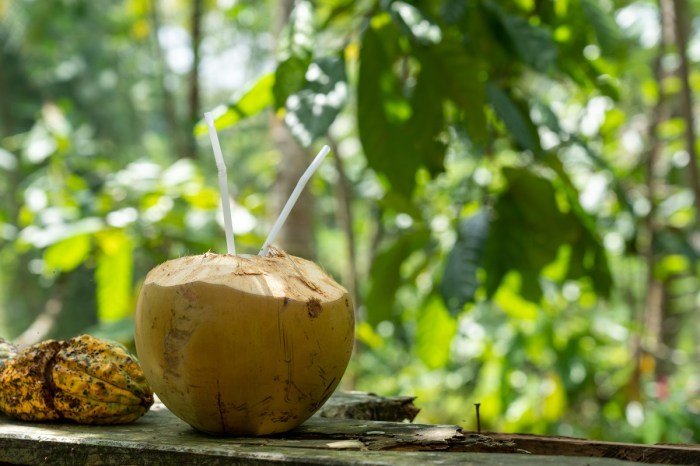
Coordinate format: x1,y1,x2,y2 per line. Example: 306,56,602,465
317,391,419,422
485,432,700,465
0,393,694,465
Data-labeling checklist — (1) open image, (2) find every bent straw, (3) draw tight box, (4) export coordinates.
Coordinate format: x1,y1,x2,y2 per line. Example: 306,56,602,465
259,145,331,256
204,112,236,255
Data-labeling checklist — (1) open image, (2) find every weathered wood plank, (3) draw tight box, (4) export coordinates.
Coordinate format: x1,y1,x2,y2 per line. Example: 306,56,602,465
316,391,419,422
484,432,700,465
318,393,699,464
0,401,657,466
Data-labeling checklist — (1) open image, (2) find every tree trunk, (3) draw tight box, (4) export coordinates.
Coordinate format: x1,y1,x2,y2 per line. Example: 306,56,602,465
636,0,672,398
655,273,691,383
186,0,203,159
0,47,13,136
0,39,51,339
651,0,700,386
671,0,700,221
640,0,699,397
149,0,185,159
268,0,316,259
269,118,316,258
328,136,358,305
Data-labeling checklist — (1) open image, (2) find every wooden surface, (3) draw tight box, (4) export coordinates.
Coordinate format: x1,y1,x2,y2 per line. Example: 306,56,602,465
316,391,419,422
0,397,686,466
487,432,700,465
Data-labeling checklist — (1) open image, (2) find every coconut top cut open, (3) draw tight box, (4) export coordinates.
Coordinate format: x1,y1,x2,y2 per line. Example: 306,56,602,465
144,248,346,304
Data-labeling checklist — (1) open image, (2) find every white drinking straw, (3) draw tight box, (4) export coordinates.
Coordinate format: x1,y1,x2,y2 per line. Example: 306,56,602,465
259,145,331,256
204,112,236,255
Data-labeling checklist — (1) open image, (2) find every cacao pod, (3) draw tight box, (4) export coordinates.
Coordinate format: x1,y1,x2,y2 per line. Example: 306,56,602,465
0,335,154,424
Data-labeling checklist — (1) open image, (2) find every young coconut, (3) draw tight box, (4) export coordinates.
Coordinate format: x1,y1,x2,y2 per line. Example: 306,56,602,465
134,249,354,435
135,122,352,435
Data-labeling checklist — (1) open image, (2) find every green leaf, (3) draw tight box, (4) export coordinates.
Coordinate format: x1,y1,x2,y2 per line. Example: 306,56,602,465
285,55,347,146
273,0,315,108
366,229,431,326
580,0,623,58
484,168,576,300
388,2,442,45
531,100,564,135
542,373,567,420
278,0,315,60
355,321,385,349
501,13,557,71
483,167,611,301
358,17,454,196
487,83,541,154
44,234,91,273
408,53,446,175
380,190,423,218
541,153,613,295
429,36,487,145
441,0,469,25
317,0,358,28
195,73,275,135
358,19,419,196
274,57,311,110
440,210,490,314
415,296,457,369
483,1,557,71
95,230,133,322
494,272,540,320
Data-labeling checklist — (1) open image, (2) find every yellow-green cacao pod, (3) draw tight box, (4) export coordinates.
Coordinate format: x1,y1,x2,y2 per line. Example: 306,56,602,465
0,335,154,424
0,340,63,421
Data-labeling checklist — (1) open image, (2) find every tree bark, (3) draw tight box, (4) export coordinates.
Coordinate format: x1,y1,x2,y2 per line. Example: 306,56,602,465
268,0,316,259
666,0,700,387
639,0,700,394
149,0,185,159
0,46,13,136
671,0,700,222
186,0,203,159
636,0,672,398
648,0,700,384
654,272,692,383
0,41,52,339
328,136,358,304
268,119,316,258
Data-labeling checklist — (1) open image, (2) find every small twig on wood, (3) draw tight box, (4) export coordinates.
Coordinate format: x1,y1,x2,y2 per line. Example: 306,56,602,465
474,403,481,434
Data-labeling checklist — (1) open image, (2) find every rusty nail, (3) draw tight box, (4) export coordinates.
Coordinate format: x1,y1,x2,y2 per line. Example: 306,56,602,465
474,403,481,433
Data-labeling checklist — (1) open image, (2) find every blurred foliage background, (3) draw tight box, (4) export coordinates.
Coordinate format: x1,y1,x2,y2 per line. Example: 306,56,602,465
1,0,699,444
